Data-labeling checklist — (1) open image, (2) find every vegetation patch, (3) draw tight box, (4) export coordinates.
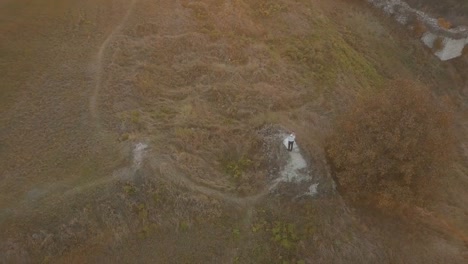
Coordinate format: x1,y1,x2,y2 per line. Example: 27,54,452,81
123,183,138,196
272,31,383,90
248,206,315,263
410,19,428,38
253,0,288,18
223,156,253,180
437,17,452,29
432,36,445,52
326,80,456,207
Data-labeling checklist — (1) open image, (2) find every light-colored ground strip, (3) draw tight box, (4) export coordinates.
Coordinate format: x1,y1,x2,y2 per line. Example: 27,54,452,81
89,0,138,125
280,136,311,182
133,142,148,169
267,135,318,197
305,183,319,197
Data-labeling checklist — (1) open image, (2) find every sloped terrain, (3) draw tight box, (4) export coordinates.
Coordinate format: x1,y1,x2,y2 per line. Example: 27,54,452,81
0,0,467,263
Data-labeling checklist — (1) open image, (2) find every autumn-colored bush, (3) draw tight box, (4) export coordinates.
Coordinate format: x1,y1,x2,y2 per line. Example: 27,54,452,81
462,45,468,57
437,17,452,29
411,20,427,38
432,37,445,52
326,80,455,206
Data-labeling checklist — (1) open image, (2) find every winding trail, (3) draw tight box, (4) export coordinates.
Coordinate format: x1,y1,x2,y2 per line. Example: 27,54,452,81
153,157,270,208
148,135,317,207
89,0,138,127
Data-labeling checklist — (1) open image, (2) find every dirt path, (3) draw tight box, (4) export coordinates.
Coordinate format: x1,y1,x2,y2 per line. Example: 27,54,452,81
152,156,269,207
147,134,317,207
0,0,139,213
89,0,138,128
0,0,142,226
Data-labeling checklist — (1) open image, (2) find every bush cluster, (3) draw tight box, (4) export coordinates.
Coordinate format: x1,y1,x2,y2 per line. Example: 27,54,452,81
326,80,455,207
437,17,452,29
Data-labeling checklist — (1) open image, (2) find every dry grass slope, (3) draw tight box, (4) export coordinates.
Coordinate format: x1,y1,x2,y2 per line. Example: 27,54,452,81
0,0,467,263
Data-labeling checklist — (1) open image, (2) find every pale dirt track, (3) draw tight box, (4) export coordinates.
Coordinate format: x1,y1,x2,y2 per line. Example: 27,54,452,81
89,0,138,125
0,0,139,222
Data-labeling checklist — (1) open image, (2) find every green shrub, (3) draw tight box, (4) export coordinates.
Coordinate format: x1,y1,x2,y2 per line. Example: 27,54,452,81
253,0,287,17
224,156,253,180
123,183,137,196
271,222,300,250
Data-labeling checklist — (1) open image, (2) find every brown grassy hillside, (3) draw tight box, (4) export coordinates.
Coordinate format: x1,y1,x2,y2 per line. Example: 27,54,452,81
1,0,467,263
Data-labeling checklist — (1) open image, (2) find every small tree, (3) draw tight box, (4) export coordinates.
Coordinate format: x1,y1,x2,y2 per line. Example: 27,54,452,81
326,80,455,207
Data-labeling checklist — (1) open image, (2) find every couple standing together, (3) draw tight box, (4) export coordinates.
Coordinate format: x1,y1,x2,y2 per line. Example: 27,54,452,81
287,132,295,151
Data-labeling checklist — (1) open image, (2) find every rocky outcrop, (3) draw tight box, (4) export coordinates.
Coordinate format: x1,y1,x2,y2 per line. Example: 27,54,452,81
368,0,468,61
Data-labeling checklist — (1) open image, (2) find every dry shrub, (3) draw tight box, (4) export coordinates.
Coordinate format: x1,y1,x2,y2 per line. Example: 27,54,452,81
326,80,456,206
462,45,468,57
251,0,288,18
437,17,452,29
432,37,445,52
411,20,427,38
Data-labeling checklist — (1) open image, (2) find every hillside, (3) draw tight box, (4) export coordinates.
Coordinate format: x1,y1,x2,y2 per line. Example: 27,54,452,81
1,0,467,263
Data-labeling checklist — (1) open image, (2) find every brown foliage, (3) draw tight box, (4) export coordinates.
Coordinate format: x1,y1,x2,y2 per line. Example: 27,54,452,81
326,80,456,206
437,17,452,29
462,45,468,57
411,20,427,38
432,37,445,52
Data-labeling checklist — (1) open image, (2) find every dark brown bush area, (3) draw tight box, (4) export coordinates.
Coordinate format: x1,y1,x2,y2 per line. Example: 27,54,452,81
326,80,456,207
